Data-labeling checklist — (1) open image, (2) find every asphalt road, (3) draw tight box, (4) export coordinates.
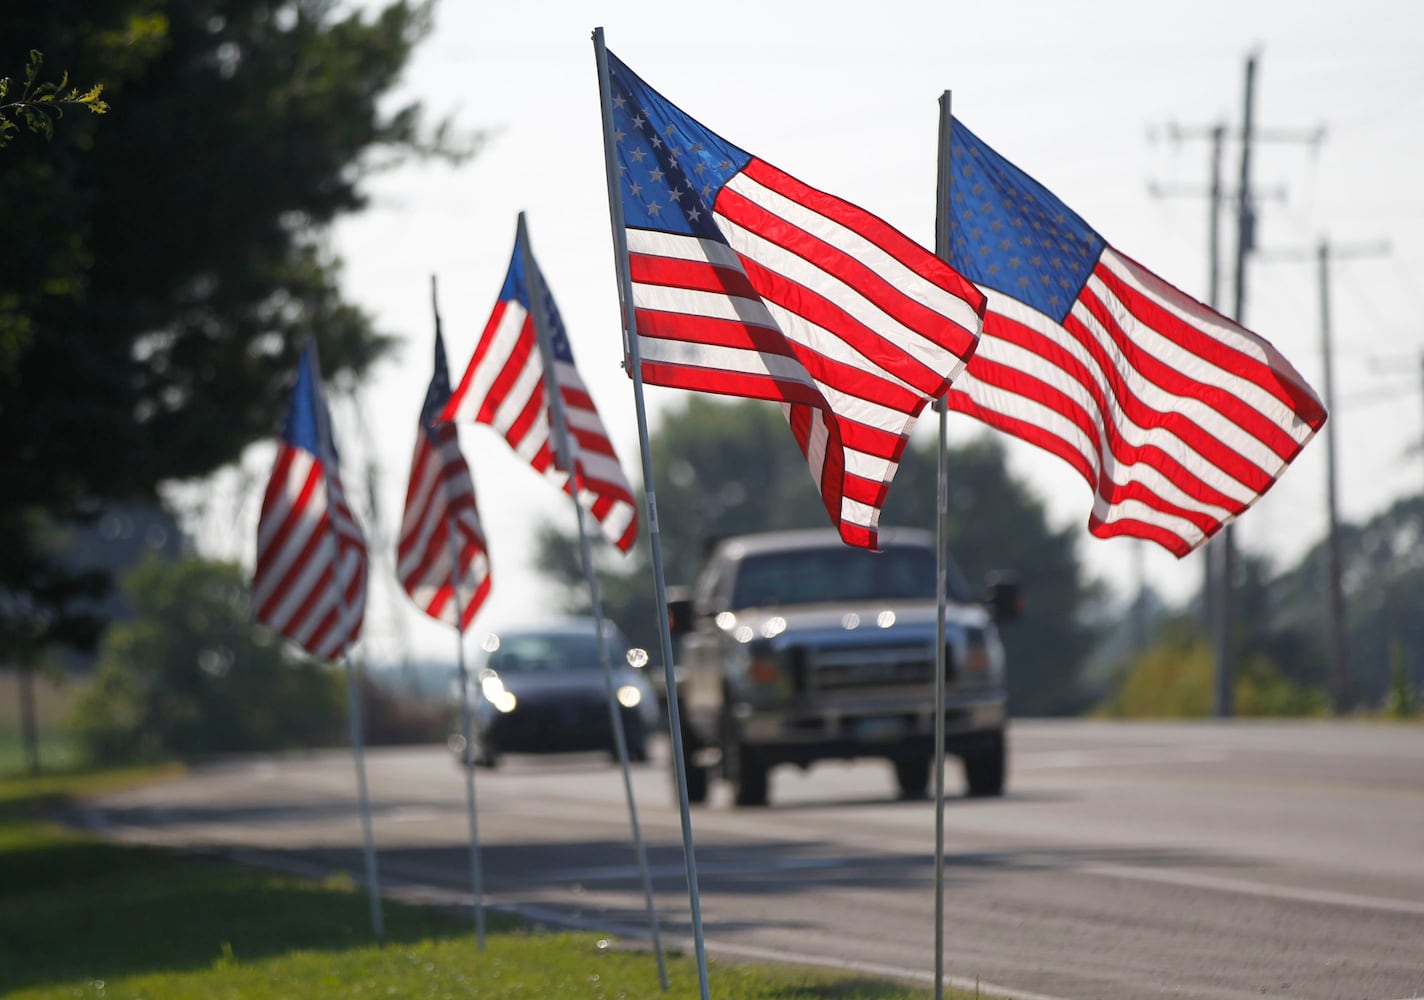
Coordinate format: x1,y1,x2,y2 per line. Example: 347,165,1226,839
83,720,1424,1000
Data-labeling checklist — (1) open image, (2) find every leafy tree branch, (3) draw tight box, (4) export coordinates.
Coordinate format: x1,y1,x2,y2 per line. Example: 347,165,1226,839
0,49,108,147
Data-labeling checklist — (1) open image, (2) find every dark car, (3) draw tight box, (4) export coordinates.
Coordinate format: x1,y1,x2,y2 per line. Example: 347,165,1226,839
449,618,658,767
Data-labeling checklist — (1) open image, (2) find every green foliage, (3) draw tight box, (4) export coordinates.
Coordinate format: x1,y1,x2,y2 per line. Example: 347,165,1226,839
1097,622,1328,718
1262,495,1424,708
2,0,477,683
539,398,1102,715
1384,636,1418,719
0,50,109,148
70,556,347,762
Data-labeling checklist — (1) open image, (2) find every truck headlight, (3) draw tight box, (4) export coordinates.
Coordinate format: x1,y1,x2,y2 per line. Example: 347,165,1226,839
616,684,643,708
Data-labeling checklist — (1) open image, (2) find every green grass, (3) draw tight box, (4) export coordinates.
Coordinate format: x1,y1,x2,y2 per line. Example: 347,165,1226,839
0,768,985,1000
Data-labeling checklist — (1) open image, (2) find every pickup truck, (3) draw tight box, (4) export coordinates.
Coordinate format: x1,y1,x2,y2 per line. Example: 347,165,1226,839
665,527,1021,807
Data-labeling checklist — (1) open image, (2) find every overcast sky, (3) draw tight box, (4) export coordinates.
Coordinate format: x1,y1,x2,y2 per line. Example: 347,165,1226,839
175,0,1424,664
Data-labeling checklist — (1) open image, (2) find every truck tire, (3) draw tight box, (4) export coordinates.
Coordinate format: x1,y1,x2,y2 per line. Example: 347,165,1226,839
730,751,768,807
894,756,932,800
680,754,709,803
721,712,769,807
963,730,1006,797
673,706,709,804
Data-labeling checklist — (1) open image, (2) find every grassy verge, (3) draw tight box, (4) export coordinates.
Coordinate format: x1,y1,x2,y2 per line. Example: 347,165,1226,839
0,768,986,1000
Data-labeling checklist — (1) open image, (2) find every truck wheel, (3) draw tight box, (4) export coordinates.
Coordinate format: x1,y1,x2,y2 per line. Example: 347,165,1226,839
731,753,768,807
680,754,709,803
674,709,709,804
721,717,769,807
894,757,932,800
963,730,1006,797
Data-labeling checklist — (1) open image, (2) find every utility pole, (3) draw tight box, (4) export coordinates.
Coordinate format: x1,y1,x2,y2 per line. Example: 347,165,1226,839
1159,52,1324,717
1215,53,1258,720
1318,241,1348,714
1259,238,1390,714
1150,123,1228,637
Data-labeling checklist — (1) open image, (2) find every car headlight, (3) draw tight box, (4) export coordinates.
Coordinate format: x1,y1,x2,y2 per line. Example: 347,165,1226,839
616,684,643,708
480,672,518,714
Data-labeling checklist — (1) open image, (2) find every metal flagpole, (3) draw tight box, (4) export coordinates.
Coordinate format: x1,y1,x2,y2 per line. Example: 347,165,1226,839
341,650,385,942
432,277,488,951
516,212,669,990
591,27,712,1000
446,516,487,950
931,89,954,1000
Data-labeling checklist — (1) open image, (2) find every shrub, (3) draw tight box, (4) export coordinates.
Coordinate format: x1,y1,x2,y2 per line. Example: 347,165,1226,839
1097,623,1327,718
71,556,347,762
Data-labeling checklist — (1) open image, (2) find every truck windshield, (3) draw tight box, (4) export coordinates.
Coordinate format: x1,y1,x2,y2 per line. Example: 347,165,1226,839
731,544,974,608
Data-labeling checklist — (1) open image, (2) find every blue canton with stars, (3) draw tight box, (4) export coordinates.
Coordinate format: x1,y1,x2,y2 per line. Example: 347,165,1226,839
282,343,342,466
606,52,751,240
419,329,453,435
948,118,1105,325
498,236,577,364
541,285,576,365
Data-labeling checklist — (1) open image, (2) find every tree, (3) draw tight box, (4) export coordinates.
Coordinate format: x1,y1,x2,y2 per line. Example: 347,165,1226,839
1,2,474,698
0,49,109,148
1095,494,1424,717
537,397,1104,715
1269,495,1424,707
71,556,348,761
536,396,829,656
880,434,1106,716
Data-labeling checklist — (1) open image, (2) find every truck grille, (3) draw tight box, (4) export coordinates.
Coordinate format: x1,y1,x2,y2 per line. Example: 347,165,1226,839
805,641,954,691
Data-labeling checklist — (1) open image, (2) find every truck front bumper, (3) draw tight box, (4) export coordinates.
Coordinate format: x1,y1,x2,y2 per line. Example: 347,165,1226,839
736,691,1006,765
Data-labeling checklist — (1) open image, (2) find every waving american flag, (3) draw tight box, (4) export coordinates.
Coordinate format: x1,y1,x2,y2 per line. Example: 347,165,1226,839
397,325,492,630
943,118,1326,556
440,223,638,553
253,342,367,660
599,50,985,550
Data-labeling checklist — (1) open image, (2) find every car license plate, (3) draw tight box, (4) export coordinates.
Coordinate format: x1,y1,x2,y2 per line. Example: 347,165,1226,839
855,716,906,743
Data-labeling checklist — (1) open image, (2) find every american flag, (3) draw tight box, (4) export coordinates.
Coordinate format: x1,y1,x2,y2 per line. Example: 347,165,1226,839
943,118,1327,557
253,342,367,660
397,326,492,630
600,51,985,551
440,224,638,553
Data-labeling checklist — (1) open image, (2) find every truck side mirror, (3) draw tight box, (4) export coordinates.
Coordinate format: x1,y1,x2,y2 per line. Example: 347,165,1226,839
984,573,1024,624
667,587,694,638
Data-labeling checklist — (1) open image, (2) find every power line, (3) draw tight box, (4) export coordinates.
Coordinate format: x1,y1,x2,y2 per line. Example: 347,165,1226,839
1258,238,1390,714
1156,52,1326,718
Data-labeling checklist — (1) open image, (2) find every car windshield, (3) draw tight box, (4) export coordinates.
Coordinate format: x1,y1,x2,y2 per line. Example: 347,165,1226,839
485,633,622,673
730,544,974,608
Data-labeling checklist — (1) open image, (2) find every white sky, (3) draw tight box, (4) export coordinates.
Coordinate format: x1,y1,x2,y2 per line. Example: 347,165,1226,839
174,0,1424,664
